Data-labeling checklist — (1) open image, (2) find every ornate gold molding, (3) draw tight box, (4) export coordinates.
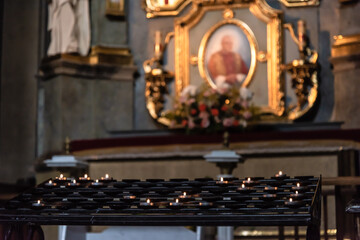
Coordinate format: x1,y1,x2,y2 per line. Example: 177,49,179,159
105,0,125,16
282,20,319,120
142,0,192,18
279,0,320,7
332,34,360,58
175,0,285,116
38,46,136,80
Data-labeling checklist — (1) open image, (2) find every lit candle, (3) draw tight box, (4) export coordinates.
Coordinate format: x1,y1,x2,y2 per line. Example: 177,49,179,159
285,197,304,208
56,174,66,180
274,170,287,179
140,199,154,208
169,198,182,209
237,183,254,194
154,31,162,59
292,182,308,192
32,200,45,210
242,177,256,186
54,173,69,183
178,192,194,202
91,179,104,188
78,174,92,183
290,190,305,200
100,174,114,183
44,180,57,188
67,179,80,188
216,177,229,185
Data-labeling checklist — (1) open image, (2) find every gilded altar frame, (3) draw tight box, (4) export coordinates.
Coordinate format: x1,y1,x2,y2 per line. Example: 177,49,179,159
198,18,258,89
174,0,285,116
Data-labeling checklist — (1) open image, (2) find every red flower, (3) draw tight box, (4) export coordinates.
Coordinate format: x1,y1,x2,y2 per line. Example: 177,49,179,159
211,108,219,116
221,105,228,111
181,119,188,126
190,109,197,115
233,120,239,127
198,103,207,112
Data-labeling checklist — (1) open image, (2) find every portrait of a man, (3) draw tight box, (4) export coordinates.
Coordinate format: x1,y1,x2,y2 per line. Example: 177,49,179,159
208,35,248,88
203,24,252,89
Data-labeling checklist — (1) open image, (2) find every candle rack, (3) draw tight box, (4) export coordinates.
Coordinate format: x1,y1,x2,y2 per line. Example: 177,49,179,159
0,175,321,240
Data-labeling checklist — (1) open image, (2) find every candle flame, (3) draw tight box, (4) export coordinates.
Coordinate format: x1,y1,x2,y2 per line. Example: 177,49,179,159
289,198,293,202
241,184,245,188
146,199,150,203
96,179,99,183
176,199,179,203
296,191,298,195
105,174,109,179
297,183,300,187
183,192,186,197
60,174,64,179
73,180,76,184
49,180,52,184
220,177,224,182
37,200,41,204
84,174,88,178
279,171,283,175
247,178,251,182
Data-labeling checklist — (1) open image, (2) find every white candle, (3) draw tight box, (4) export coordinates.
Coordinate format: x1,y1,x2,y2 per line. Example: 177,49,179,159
154,31,162,59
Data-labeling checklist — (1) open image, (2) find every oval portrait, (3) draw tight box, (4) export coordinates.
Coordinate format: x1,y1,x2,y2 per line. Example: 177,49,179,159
198,19,258,89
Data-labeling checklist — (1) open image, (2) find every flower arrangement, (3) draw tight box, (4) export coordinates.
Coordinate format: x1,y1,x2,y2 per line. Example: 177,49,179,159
164,84,258,132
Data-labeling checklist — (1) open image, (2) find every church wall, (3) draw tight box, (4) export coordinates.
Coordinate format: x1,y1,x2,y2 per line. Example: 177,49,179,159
0,0,359,184
38,75,134,158
0,0,40,183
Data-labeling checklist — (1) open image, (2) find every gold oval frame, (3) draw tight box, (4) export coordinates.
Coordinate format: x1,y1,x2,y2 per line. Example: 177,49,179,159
198,19,259,89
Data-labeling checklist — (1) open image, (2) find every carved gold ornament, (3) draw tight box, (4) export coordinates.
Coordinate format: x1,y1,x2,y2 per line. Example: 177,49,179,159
279,0,320,7
143,0,192,18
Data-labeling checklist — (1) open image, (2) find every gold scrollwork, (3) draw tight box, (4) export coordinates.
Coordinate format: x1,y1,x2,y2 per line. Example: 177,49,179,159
142,0,192,18
257,51,268,62
198,19,259,89
279,0,320,7
282,20,319,120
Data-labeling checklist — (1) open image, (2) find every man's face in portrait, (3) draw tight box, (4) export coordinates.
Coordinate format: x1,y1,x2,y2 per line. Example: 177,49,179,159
221,35,234,53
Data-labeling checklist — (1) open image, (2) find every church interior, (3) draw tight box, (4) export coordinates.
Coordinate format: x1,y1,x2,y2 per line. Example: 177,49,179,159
1,0,360,239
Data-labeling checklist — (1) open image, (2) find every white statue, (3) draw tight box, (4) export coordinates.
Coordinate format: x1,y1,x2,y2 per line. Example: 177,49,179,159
47,0,90,56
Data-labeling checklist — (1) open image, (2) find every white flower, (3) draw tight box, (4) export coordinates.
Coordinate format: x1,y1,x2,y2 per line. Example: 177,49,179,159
181,85,198,97
217,83,231,94
239,87,253,101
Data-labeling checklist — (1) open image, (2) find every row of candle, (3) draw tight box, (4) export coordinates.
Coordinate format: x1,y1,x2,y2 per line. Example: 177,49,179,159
53,170,287,184
47,173,312,194
31,195,306,210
